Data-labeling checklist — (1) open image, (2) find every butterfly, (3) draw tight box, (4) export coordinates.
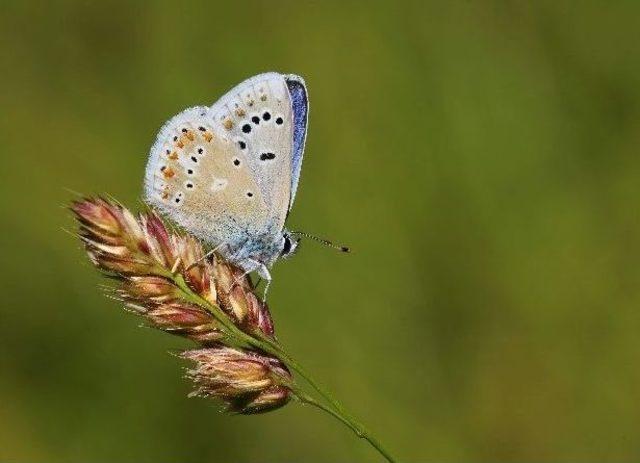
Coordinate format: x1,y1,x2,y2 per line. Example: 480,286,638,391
144,72,310,288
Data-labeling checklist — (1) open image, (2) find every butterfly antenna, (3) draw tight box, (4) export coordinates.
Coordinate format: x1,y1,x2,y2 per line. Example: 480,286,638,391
290,231,350,253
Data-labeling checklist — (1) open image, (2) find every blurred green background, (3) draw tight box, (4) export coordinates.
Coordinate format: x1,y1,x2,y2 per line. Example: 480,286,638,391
1,1,640,461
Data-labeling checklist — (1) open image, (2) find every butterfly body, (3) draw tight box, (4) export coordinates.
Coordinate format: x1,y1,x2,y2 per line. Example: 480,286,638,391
144,73,308,279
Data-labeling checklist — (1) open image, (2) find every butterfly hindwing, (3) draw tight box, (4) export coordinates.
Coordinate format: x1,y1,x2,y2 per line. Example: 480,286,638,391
144,106,270,245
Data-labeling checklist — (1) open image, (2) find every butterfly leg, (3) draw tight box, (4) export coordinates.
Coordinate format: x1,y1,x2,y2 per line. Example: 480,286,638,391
185,242,226,272
231,258,260,288
234,259,271,301
254,263,272,301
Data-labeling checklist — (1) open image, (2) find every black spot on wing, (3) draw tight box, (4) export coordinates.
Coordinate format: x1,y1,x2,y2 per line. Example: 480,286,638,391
260,152,276,161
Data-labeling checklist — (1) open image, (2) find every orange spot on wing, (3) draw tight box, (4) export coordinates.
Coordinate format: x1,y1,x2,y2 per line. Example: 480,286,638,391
235,108,246,117
168,151,179,160
163,167,175,179
223,119,233,130
203,132,213,142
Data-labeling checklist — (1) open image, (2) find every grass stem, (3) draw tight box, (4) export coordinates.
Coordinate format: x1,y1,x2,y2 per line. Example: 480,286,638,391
168,269,398,462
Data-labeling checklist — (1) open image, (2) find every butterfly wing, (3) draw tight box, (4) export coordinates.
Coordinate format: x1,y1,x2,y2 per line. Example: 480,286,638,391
144,106,272,246
283,75,309,209
144,73,307,256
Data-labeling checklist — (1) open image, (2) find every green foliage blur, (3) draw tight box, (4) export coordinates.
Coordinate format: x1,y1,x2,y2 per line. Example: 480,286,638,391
1,1,639,461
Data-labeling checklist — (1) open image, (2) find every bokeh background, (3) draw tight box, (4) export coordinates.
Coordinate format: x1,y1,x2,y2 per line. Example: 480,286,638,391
2,1,640,461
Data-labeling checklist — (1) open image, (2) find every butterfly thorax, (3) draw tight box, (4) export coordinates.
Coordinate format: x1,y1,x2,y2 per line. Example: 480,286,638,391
217,225,287,269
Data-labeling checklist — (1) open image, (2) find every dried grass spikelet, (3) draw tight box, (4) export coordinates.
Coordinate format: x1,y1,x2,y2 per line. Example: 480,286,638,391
71,197,287,412
70,198,397,460
181,347,291,414
71,197,274,339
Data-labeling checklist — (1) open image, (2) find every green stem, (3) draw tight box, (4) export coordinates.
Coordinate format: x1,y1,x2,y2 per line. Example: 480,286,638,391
165,269,397,463
253,333,365,431
260,337,397,462
290,385,398,463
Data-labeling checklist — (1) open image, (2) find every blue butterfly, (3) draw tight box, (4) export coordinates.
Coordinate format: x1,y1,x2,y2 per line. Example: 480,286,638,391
144,73,311,288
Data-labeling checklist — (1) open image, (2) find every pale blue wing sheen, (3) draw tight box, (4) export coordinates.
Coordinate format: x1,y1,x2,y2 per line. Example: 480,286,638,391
284,75,308,210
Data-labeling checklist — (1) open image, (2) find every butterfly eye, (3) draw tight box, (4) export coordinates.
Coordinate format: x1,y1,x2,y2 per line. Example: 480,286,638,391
280,234,300,258
282,235,292,254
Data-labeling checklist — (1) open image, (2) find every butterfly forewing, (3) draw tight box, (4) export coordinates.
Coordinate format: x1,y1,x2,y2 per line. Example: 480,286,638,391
284,76,308,208
209,73,293,227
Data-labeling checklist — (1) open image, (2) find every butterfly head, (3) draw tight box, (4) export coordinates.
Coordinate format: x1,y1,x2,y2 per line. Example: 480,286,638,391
280,231,301,259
